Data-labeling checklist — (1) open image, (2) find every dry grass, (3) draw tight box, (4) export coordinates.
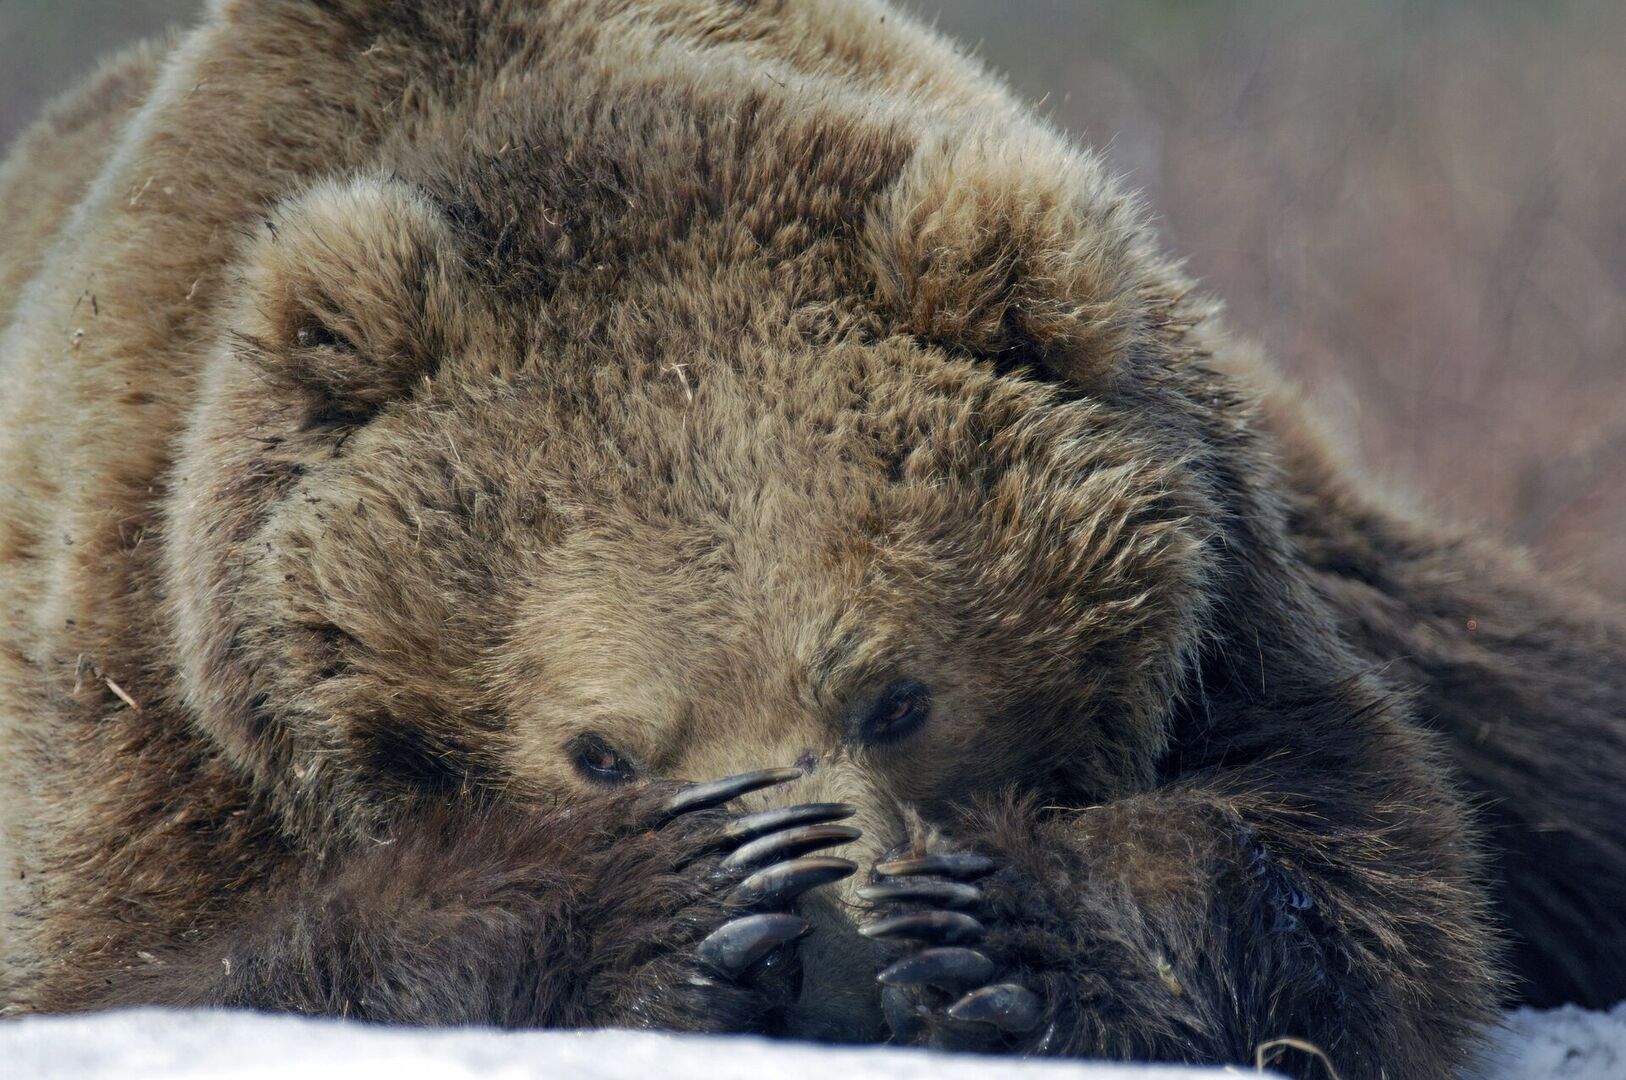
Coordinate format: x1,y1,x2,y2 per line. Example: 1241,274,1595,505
4,0,1623,598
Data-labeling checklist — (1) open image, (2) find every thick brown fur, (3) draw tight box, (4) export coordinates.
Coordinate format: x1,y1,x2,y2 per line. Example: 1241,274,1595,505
0,2,1621,1077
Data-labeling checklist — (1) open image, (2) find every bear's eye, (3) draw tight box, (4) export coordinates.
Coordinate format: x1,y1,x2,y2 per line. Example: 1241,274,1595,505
569,733,637,785
293,320,352,351
853,679,932,746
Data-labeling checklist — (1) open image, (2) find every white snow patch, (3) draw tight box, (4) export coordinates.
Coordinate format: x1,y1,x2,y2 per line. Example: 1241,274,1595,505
1471,1002,1626,1080
2,1004,1623,1080
0,1009,1253,1080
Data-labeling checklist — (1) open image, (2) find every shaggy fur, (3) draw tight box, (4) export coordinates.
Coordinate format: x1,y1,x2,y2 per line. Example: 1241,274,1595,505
0,2,1621,1077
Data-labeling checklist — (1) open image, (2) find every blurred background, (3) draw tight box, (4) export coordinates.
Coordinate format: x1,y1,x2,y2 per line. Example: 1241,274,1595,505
3,0,1624,598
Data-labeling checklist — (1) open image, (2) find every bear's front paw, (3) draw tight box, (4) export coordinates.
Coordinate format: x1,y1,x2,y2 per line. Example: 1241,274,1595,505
670,769,861,980
598,767,861,1032
859,844,1049,1052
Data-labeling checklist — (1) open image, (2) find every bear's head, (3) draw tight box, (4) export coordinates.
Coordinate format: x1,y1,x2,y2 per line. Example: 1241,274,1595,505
165,116,1233,1034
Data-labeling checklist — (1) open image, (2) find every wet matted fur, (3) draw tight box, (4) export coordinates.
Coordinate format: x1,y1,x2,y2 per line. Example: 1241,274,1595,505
1,2,1623,1078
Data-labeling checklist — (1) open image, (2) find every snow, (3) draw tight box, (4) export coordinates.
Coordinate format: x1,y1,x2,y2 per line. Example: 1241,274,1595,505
1472,1003,1626,1080
0,1010,1244,1080
2,1004,1623,1080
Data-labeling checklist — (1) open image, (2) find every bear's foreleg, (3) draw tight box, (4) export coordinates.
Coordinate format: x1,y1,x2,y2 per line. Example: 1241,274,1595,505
863,716,1499,1079
94,770,857,1032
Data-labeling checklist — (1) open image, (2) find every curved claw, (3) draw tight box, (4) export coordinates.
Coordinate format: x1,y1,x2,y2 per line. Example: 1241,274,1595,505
659,767,802,822
727,856,857,909
873,852,995,880
947,982,1043,1033
857,880,982,910
718,803,856,846
878,947,997,992
722,823,862,870
859,909,985,945
695,912,810,977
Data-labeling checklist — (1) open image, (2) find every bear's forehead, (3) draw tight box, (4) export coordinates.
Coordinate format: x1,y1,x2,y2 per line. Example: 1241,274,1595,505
390,69,916,319
396,341,1202,665
412,327,1086,536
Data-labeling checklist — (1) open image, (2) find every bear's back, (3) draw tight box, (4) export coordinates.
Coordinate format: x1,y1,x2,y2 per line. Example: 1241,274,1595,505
0,38,166,333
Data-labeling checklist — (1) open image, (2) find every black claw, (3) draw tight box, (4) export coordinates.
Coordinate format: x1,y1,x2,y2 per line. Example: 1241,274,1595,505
859,910,985,945
727,856,857,909
877,947,997,992
718,803,856,846
947,982,1043,1032
880,984,926,1041
695,913,810,977
873,853,995,880
857,880,982,909
722,823,862,870
659,767,802,822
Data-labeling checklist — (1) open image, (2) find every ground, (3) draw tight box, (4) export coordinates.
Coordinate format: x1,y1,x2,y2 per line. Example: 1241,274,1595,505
4,1006,1624,1080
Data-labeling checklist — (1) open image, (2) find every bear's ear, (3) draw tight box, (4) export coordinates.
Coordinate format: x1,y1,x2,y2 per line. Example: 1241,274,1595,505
239,175,466,425
862,124,1186,387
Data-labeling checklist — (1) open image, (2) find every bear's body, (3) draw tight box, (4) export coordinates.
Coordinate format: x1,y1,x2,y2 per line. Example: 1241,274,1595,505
1,3,1622,1077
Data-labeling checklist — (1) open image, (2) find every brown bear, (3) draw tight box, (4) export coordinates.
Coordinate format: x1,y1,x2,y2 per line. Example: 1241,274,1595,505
1,2,1623,1078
